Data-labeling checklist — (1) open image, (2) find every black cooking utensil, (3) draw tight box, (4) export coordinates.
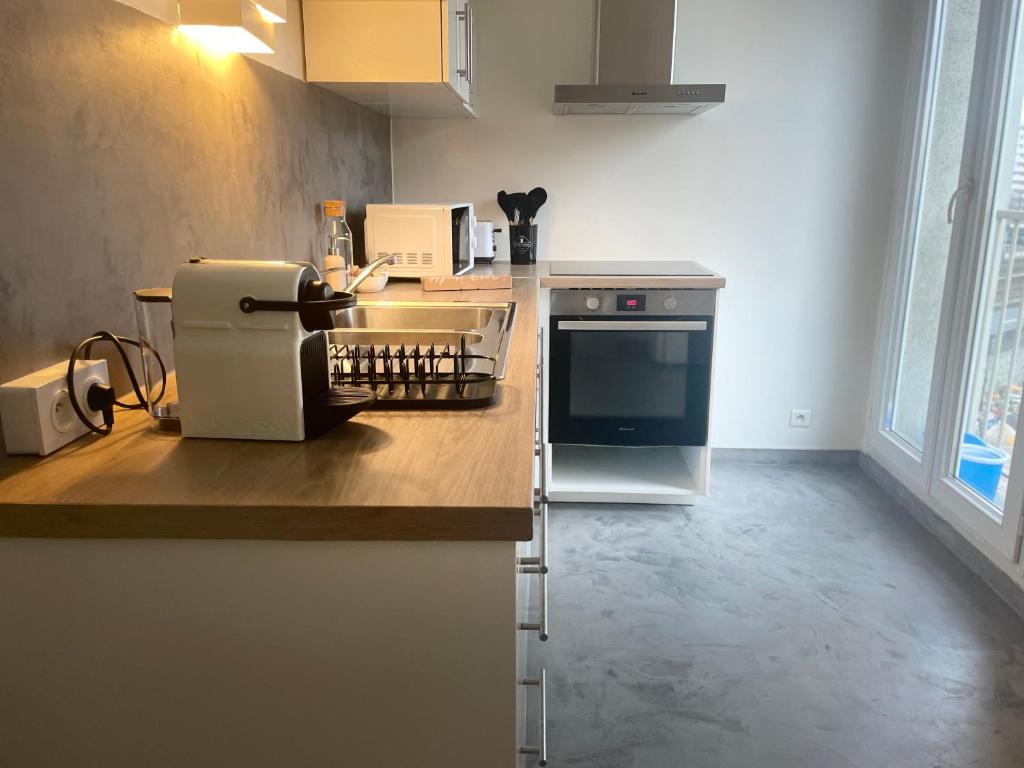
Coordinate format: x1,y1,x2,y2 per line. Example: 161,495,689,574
507,192,533,225
497,190,516,222
527,187,547,223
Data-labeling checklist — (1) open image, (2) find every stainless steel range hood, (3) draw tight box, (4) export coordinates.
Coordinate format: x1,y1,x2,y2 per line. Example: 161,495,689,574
554,0,726,116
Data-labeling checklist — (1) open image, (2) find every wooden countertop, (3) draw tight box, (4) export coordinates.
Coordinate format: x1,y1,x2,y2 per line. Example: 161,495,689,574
0,279,539,542
476,261,727,290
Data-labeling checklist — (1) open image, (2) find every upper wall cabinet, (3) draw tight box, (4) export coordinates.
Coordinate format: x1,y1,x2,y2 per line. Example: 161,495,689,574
303,0,476,118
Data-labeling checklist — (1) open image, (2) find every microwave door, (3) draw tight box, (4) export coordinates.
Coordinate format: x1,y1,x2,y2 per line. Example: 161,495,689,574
461,211,473,271
450,206,473,275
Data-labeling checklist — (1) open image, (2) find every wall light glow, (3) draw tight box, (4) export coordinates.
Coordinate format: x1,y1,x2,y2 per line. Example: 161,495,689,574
255,3,287,23
178,24,274,54
177,0,275,54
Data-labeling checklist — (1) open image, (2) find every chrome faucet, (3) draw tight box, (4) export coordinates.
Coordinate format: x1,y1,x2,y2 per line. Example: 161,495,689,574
347,254,397,293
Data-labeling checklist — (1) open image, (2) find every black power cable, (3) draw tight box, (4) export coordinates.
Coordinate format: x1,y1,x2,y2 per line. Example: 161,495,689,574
65,331,167,436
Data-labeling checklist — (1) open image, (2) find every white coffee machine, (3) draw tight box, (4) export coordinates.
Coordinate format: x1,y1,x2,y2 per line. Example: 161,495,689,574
172,258,371,441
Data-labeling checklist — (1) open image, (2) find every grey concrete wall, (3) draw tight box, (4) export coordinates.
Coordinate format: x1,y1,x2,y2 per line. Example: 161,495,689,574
0,0,392,385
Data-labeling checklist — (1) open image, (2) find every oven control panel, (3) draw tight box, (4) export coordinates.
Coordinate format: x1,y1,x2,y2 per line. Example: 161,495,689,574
551,289,716,316
615,294,646,312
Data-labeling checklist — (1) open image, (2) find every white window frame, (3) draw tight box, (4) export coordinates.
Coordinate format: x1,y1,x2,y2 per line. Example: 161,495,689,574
930,0,1024,561
868,0,1024,565
866,0,956,492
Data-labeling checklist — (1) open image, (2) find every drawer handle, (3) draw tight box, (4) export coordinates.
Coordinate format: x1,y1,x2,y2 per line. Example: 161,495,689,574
517,500,548,574
518,669,548,766
517,566,549,641
465,3,474,84
455,7,472,83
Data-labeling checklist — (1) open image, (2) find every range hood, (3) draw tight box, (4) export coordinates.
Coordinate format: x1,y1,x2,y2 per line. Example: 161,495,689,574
554,0,726,116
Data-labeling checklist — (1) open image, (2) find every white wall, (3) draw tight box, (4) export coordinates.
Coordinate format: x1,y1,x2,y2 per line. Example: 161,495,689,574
392,0,921,450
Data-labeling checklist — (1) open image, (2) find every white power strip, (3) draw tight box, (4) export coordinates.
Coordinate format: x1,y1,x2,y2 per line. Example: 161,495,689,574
0,360,110,455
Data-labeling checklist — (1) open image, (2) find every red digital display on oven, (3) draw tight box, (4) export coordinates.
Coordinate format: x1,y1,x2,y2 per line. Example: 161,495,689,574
616,294,646,311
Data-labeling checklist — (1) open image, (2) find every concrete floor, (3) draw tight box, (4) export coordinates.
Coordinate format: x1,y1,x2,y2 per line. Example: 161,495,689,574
533,462,1024,768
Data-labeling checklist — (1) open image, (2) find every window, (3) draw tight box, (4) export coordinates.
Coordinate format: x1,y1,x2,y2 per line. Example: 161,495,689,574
886,0,981,453
872,0,1024,560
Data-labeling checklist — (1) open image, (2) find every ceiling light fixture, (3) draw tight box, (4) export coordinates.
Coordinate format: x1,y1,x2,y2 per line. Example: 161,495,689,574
178,0,275,54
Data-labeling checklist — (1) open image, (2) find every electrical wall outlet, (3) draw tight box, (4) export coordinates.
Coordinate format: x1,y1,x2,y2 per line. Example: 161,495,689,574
0,360,109,455
789,409,812,428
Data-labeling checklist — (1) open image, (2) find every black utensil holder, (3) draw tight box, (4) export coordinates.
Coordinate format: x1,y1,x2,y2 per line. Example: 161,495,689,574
509,224,538,265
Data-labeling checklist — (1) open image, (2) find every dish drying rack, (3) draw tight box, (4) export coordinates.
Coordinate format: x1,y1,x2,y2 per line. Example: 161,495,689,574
328,336,499,409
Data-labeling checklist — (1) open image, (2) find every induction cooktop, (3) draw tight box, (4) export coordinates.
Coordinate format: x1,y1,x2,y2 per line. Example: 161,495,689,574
547,260,715,277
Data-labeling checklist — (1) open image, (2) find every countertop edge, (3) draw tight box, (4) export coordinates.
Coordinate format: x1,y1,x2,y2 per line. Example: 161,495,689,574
538,275,726,289
0,502,536,542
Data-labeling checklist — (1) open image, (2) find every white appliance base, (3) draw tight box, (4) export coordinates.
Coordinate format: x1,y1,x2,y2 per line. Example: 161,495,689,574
546,444,702,505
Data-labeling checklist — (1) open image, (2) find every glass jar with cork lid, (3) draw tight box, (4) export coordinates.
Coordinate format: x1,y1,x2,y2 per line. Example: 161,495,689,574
320,199,353,292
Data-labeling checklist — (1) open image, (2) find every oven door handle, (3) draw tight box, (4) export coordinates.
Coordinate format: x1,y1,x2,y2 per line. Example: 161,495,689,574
556,320,708,332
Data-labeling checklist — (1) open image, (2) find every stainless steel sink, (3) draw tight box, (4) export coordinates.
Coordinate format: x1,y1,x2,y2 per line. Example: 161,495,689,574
329,300,516,380
330,330,485,347
335,305,495,330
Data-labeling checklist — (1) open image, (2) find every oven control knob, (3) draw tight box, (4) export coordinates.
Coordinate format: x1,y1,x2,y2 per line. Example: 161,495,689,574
663,297,679,311
585,296,601,311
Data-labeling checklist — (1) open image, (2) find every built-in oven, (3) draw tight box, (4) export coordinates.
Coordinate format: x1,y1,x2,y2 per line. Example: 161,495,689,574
548,289,715,447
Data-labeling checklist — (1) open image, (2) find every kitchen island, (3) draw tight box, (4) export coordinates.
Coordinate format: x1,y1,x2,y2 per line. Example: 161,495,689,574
0,277,545,768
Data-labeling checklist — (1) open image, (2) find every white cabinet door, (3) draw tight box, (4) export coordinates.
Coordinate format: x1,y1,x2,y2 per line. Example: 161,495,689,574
304,0,444,84
304,0,476,117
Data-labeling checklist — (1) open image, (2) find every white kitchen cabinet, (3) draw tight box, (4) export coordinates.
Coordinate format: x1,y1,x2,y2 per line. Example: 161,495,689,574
0,538,520,767
302,0,477,118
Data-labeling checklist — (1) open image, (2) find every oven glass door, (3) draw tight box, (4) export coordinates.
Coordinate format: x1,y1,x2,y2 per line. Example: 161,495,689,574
549,316,713,446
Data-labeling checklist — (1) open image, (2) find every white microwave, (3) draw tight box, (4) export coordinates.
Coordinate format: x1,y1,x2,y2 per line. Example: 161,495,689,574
364,203,476,278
